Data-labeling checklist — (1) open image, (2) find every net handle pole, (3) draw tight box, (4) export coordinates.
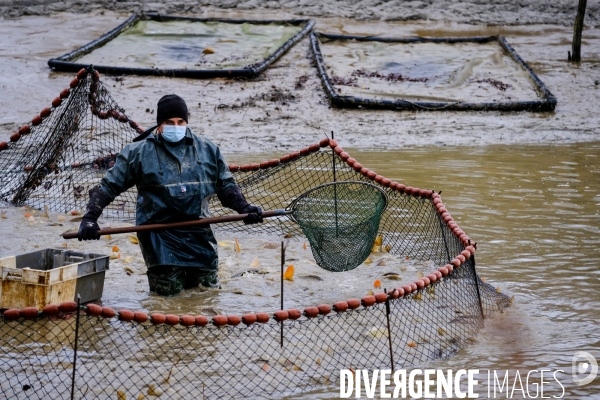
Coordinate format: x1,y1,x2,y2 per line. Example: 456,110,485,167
62,209,293,239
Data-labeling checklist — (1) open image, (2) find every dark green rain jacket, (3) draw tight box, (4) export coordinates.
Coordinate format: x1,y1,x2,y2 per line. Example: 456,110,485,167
99,128,236,274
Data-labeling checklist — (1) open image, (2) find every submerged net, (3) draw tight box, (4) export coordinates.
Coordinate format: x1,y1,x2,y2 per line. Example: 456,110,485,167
0,67,140,218
0,69,511,399
290,181,388,272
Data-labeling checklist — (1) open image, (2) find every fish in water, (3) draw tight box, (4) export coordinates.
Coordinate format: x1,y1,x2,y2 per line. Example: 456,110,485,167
231,269,270,278
297,274,323,281
283,265,295,281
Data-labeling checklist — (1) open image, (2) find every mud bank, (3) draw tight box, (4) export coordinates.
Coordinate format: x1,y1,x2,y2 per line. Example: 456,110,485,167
1,10,600,153
2,0,600,26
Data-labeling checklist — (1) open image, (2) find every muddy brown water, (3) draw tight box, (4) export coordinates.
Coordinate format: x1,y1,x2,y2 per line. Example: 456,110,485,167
1,9,599,398
2,143,599,397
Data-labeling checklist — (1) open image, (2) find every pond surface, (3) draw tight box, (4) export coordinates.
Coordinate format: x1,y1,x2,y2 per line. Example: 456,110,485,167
318,38,540,103
228,142,600,398
75,19,303,70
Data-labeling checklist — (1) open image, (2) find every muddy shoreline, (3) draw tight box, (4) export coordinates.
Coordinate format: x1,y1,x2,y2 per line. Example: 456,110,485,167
1,7,600,154
2,0,600,26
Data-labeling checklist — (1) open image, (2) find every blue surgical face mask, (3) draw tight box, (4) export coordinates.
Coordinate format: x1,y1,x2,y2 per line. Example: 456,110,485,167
161,125,187,142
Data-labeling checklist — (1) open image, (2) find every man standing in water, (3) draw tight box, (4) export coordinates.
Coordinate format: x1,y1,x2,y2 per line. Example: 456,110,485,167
77,94,263,295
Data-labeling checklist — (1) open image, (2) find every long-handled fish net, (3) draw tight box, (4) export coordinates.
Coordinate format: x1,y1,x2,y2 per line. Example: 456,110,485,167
61,180,387,273
290,181,387,272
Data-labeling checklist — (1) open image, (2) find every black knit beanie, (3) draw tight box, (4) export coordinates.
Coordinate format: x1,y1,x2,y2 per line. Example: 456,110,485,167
156,94,188,125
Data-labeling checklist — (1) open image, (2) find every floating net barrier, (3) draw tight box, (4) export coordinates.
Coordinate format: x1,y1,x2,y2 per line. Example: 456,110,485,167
0,68,141,218
0,132,511,398
48,13,315,79
310,32,557,112
0,66,511,399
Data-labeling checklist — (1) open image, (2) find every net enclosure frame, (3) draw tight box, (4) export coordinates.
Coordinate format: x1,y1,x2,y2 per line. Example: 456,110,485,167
0,70,512,399
47,13,315,79
310,31,557,112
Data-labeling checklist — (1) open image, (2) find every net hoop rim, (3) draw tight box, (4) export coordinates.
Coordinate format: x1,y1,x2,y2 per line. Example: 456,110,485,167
286,180,388,224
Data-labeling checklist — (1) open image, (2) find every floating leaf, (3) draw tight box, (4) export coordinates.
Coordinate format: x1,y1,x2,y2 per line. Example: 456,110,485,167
368,327,389,338
509,295,515,303
437,327,446,336
376,259,386,266
124,265,135,275
364,257,373,264
371,245,381,253
407,341,417,348
137,394,144,400
110,252,120,260
303,242,307,250
234,238,241,253
373,279,381,289
283,265,294,281
374,235,383,246
250,257,260,267
104,234,112,240
413,292,423,301
112,245,121,252
367,289,374,296
383,244,392,253
417,271,424,279
292,365,303,371
316,358,321,365
127,235,139,244
496,287,502,293
147,384,163,396
427,286,436,294
117,390,126,400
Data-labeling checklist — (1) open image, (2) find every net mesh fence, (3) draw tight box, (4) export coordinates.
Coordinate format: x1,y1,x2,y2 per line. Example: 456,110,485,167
0,68,140,218
0,264,509,399
0,68,511,399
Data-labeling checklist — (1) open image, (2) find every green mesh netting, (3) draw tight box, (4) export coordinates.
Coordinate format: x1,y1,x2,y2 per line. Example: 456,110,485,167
290,181,387,272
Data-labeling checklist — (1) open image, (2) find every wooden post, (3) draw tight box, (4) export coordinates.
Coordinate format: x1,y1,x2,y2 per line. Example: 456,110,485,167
571,0,587,62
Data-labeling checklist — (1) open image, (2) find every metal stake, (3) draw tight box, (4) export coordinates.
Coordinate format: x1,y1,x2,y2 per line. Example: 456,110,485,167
332,131,339,236
384,289,395,372
471,255,485,321
70,294,81,400
280,241,285,348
